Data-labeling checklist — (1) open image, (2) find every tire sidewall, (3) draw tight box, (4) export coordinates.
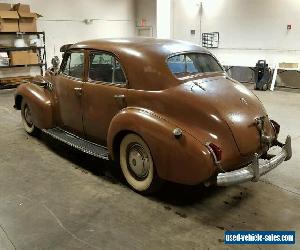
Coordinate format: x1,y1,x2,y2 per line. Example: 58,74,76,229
21,100,35,134
120,134,154,192
262,83,268,91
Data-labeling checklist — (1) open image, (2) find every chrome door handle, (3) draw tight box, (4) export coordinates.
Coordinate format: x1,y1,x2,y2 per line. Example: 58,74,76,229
114,94,126,108
114,94,125,99
74,87,82,96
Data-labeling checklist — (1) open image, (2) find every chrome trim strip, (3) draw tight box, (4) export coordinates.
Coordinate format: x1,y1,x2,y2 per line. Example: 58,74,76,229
205,142,221,165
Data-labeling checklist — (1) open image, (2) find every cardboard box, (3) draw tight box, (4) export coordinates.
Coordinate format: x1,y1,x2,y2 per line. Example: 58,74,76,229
12,3,42,32
12,3,30,12
29,51,38,64
9,51,39,65
9,51,27,65
0,10,19,32
18,12,39,32
0,3,12,11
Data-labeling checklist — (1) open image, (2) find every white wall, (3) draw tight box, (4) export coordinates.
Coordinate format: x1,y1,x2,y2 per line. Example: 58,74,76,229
156,0,171,38
2,0,300,76
135,0,156,37
172,0,300,68
0,0,136,77
172,0,202,44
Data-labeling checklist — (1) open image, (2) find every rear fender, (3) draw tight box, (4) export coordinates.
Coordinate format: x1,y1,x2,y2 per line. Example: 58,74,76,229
15,83,54,129
107,107,215,185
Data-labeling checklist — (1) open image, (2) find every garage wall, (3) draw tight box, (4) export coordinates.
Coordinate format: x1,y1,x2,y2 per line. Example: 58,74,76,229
135,0,156,37
0,0,136,76
172,0,300,68
171,0,202,44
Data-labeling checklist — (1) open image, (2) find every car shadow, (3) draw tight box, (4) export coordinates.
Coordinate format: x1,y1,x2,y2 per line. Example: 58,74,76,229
39,132,247,209
153,183,224,205
40,133,123,185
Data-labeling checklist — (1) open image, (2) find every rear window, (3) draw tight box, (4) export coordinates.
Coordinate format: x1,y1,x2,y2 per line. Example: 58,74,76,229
167,53,223,77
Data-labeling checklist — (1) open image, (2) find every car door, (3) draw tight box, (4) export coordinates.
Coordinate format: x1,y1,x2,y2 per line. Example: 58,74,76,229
54,50,85,136
82,51,127,145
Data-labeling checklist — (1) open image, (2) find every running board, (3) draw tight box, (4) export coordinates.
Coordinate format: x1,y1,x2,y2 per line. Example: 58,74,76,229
42,127,109,160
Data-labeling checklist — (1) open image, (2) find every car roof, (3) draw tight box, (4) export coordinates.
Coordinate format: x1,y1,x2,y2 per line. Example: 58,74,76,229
70,38,209,57
69,38,211,91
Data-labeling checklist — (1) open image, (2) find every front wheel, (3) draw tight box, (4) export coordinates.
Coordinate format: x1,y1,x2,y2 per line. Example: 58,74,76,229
21,100,39,136
119,133,163,194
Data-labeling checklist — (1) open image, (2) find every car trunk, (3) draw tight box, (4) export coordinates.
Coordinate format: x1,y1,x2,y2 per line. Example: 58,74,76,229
179,75,275,156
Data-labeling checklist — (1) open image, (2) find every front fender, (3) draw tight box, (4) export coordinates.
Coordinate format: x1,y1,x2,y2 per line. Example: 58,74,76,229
108,107,216,185
15,83,54,129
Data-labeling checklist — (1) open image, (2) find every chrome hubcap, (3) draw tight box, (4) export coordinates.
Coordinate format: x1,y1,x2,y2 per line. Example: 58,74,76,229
24,106,33,126
127,143,150,180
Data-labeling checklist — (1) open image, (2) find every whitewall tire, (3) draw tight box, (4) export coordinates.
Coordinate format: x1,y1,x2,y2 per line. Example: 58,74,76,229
21,100,39,136
119,133,163,194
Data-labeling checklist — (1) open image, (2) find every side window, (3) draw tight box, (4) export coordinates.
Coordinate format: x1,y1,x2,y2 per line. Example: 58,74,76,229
168,53,223,77
114,59,126,84
61,52,84,79
89,52,126,84
167,54,185,73
61,54,71,75
185,55,197,73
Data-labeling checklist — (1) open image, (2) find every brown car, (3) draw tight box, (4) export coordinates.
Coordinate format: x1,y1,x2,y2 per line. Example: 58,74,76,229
14,38,292,194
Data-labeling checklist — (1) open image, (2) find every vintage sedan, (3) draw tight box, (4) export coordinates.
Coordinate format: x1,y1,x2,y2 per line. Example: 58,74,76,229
14,38,292,194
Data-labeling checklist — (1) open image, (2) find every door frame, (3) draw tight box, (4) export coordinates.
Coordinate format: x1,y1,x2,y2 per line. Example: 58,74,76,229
81,49,129,144
85,49,129,87
58,48,89,82
53,49,88,136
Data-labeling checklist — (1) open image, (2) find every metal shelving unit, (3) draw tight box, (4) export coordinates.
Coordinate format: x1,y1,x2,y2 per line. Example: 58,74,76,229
0,31,47,75
0,46,44,52
0,63,46,68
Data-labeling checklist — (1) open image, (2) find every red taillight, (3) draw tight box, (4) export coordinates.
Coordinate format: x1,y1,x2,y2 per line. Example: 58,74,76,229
270,119,280,135
208,143,222,163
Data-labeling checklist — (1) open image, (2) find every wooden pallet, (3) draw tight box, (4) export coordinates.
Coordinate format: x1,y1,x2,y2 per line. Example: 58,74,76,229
0,76,33,88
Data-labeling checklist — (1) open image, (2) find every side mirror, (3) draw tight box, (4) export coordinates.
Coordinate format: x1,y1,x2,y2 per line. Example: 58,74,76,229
50,56,60,74
32,77,54,91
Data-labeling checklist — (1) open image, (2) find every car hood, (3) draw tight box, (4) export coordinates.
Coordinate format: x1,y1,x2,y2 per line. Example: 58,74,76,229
163,74,275,156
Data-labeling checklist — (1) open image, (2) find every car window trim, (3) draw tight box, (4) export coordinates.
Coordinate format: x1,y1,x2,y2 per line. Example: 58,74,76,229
61,74,85,82
166,51,225,77
59,49,86,82
59,52,70,74
87,50,128,87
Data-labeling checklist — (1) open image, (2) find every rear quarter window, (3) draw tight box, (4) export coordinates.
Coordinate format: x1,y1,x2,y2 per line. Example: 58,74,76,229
168,53,223,77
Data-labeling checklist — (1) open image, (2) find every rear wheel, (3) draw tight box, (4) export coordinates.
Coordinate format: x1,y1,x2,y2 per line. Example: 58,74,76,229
119,133,163,194
262,83,268,91
21,100,39,136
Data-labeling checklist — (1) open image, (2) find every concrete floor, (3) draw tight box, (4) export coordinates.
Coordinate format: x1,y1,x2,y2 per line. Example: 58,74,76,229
0,88,299,250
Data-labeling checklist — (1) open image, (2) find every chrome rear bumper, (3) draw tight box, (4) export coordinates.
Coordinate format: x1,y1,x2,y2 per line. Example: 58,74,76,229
216,135,292,186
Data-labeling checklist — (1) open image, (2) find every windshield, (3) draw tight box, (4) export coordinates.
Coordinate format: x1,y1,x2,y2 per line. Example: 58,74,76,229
167,53,223,78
